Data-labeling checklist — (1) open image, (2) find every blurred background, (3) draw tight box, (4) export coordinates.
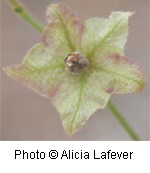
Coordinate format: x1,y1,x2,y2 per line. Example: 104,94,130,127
1,0,149,140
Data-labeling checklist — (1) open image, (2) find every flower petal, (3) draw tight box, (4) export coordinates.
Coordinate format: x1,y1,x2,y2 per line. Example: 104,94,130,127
43,3,84,53
93,54,146,94
52,73,110,135
82,12,133,60
4,44,65,97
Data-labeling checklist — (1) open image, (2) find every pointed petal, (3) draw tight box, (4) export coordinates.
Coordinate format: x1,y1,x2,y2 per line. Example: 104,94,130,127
4,44,65,97
43,3,84,53
82,12,133,60
52,73,110,135
93,54,146,94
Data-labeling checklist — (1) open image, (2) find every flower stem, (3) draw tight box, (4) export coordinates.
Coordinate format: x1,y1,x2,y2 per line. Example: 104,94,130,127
7,0,44,32
108,99,140,141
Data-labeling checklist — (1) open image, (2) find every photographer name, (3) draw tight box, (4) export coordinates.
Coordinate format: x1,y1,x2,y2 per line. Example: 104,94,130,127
15,149,133,160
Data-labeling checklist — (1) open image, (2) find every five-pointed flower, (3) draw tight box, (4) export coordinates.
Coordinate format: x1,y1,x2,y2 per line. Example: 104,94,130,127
5,3,145,135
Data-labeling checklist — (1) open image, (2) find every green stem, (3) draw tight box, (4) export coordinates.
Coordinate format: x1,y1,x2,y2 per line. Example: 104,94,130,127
7,0,44,32
108,100,140,141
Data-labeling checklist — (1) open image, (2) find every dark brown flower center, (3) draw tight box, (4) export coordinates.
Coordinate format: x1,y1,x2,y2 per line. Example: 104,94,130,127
65,52,89,74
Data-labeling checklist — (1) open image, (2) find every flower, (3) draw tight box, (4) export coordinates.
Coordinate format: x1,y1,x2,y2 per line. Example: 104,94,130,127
5,3,145,135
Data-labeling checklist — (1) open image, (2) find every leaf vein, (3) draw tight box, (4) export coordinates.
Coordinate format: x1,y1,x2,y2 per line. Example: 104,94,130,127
53,8,75,51
71,76,85,131
100,68,143,86
89,16,127,57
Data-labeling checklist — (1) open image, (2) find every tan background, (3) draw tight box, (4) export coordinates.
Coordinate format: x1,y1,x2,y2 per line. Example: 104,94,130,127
1,0,149,140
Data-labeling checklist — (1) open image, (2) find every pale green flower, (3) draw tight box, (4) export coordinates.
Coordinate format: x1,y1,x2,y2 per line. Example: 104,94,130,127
5,3,145,135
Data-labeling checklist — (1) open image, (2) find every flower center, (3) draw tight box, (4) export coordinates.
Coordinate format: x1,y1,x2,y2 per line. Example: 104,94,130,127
65,52,89,74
